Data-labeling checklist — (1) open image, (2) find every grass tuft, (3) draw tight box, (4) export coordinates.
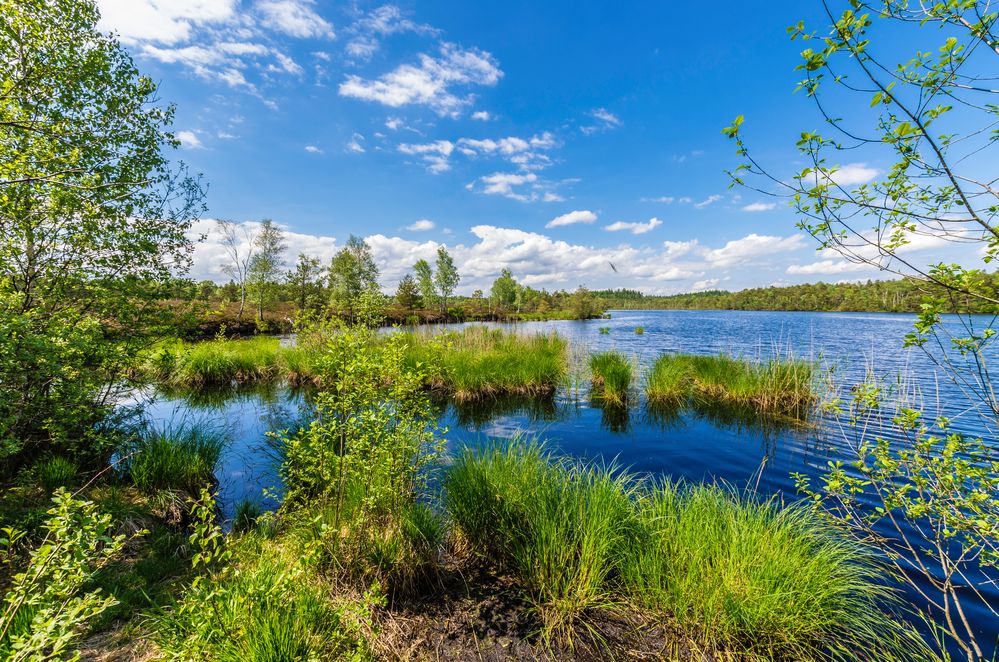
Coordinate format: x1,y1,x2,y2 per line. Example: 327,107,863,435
589,351,632,406
446,440,920,658
121,423,224,494
645,353,815,419
402,327,568,401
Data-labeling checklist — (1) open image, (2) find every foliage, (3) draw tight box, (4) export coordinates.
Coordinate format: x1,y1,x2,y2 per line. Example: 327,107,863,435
795,377,999,661
0,489,132,661
726,3,999,656
33,456,79,493
0,0,204,468
394,273,421,310
154,489,375,660
592,278,999,313
286,252,325,312
569,286,599,320
489,268,520,311
412,259,437,310
434,246,460,315
246,220,287,320
278,319,446,594
328,236,380,321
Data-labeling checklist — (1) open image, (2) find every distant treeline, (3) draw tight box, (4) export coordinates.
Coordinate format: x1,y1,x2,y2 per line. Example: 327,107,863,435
592,277,999,314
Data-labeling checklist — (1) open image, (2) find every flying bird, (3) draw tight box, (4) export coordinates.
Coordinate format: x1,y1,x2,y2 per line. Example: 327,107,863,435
608,261,618,273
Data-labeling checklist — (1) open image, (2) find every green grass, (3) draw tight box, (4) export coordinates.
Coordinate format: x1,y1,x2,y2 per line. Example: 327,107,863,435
445,440,920,658
446,441,637,641
32,456,79,492
121,423,225,494
401,326,568,401
589,351,632,406
645,353,815,419
143,337,286,387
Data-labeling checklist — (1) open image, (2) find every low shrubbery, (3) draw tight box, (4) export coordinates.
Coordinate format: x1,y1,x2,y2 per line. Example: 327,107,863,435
446,441,921,658
646,353,815,419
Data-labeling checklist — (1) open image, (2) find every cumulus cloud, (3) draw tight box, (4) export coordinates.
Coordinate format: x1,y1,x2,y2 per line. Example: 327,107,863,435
741,202,776,212
642,196,675,203
786,260,870,275
398,140,454,173
187,219,338,281
406,219,436,231
304,144,323,153
257,0,335,39
177,130,204,149
471,110,492,121
703,233,807,267
97,0,238,45
456,132,557,171
691,278,721,291
604,218,662,235
339,42,502,116
547,210,597,228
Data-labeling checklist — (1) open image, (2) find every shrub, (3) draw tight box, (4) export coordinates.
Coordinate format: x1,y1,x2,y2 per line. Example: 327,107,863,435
633,327,644,335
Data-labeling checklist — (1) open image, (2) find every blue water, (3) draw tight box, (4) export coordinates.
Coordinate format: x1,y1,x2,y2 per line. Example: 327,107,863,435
138,309,999,654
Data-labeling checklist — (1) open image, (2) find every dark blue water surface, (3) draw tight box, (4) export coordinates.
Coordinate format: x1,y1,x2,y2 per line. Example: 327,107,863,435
137,309,999,653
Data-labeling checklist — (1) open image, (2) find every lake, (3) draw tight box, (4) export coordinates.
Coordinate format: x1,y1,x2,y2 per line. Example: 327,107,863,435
136,309,999,652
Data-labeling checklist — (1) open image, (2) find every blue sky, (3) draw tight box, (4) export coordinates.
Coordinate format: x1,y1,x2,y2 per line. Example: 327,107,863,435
94,0,974,293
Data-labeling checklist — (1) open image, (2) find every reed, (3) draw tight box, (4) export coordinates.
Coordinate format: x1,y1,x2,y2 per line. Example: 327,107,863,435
645,353,815,418
588,351,632,406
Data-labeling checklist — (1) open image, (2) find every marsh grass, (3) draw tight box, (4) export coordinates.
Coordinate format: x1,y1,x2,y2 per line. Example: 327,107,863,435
143,337,286,387
589,351,632,406
33,456,79,492
121,423,224,494
445,440,920,658
646,353,815,419
401,327,568,401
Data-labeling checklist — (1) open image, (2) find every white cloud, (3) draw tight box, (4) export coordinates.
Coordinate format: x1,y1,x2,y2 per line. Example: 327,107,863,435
406,219,436,231
547,210,597,228
581,107,621,134
662,239,698,258
807,162,879,187
691,278,721,291
642,196,675,203
703,233,807,267
456,132,557,171
693,194,722,209
177,130,204,149
345,5,436,60
96,0,238,45
471,110,492,121
479,172,537,199
256,0,334,39
398,140,455,173
345,133,365,153
304,144,323,153
786,260,870,275
217,131,237,139
741,202,776,212
188,219,337,281
604,218,662,235
339,42,502,116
